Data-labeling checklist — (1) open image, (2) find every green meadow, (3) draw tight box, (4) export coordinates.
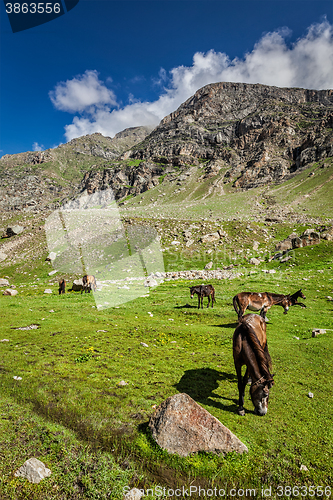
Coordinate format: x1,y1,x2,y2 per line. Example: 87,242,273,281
0,237,333,499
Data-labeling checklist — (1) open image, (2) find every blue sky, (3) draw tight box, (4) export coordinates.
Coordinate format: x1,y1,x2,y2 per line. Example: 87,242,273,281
1,0,332,156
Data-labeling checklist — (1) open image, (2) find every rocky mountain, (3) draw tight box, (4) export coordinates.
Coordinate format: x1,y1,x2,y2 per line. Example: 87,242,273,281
0,126,152,211
80,83,333,202
1,83,333,213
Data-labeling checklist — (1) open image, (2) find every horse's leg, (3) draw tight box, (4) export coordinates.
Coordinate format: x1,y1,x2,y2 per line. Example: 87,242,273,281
201,296,203,309
235,364,246,416
207,295,210,308
198,295,200,309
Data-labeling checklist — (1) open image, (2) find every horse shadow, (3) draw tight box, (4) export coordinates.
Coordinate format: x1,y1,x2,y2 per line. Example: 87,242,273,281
174,367,238,413
217,321,239,329
174,303,197,309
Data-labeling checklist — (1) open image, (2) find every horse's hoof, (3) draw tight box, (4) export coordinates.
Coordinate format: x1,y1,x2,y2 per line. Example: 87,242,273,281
238,409,246,416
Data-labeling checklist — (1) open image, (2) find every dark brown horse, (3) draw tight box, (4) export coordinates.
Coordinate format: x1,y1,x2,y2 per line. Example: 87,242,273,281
190,285,216,309
58,279,66,295
233,314,274,416
233,289,306,321
81,275,97,294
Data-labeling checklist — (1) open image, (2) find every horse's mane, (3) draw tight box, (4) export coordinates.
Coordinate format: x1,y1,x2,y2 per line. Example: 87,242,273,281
241,321,273,381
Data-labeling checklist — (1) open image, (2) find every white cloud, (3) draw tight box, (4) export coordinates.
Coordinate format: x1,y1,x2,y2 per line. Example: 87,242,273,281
49,70,117,113
51,21,333,142
32,142,45,151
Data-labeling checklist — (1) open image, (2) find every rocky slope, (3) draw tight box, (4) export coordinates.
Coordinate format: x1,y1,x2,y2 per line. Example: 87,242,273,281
130,83,333,186
79,83,333,202
0,127,152,211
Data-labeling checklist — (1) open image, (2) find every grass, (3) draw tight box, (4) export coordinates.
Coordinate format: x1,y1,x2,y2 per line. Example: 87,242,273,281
0,237,333,498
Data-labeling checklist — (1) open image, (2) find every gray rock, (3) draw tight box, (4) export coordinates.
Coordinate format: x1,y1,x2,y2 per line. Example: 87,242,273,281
204,261,213,270
185,239,195,247
0,252,7,262
0,278,10,286
117,380,128,387
149,393,248,457
44,289,52,294
312,328,326,337
5,225,24,237
144,278,158,287
249,257,261,265
123,488,144,500
275,239,293,252
14,458,51,484
201,232,220,243
3,289,18,296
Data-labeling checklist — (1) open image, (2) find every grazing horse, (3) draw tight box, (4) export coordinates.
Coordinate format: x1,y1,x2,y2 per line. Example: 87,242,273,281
233,289,306,321
190,285,216,309
233,314,274,416
81,275,97,294
58,279,66,295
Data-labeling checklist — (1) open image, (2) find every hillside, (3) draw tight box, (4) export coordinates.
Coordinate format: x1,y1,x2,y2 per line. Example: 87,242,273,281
80,83,333,208
0,126,152,211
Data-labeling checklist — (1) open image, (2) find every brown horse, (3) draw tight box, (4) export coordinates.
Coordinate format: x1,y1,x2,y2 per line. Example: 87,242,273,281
190,285,216,309
58,279,66,295
233,289,306,321
81,275,97,294
233,314,274,416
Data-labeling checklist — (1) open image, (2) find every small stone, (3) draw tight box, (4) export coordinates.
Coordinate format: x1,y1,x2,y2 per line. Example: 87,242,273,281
300,464,309,471
117,380,128,387
312,329,326,337
3,289,18,296
0,278,10,286
204,261,213,270
0,252,7,262
123,488,143,500
293,336,300,340
0,339,9,342
249,257,261,266
44,289,52,294
14,458,51,484
13,376,22,380
308,392,314,398
140,342,149,347
144,278,158,287
48,270,57,276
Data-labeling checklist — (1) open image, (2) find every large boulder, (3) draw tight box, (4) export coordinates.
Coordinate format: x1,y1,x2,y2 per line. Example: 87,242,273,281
321,226,333,241
292,229,320,248
149,393,248,457
275,232,297,252
0,278,10,286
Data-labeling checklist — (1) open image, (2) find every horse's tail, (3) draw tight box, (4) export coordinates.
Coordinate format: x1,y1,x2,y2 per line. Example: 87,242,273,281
242,320,273,381
233,295,240,315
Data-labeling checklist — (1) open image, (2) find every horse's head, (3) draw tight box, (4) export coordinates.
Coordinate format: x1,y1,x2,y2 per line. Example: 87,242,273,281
190,287,195,299
250,378,274,416
297,289,306,300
